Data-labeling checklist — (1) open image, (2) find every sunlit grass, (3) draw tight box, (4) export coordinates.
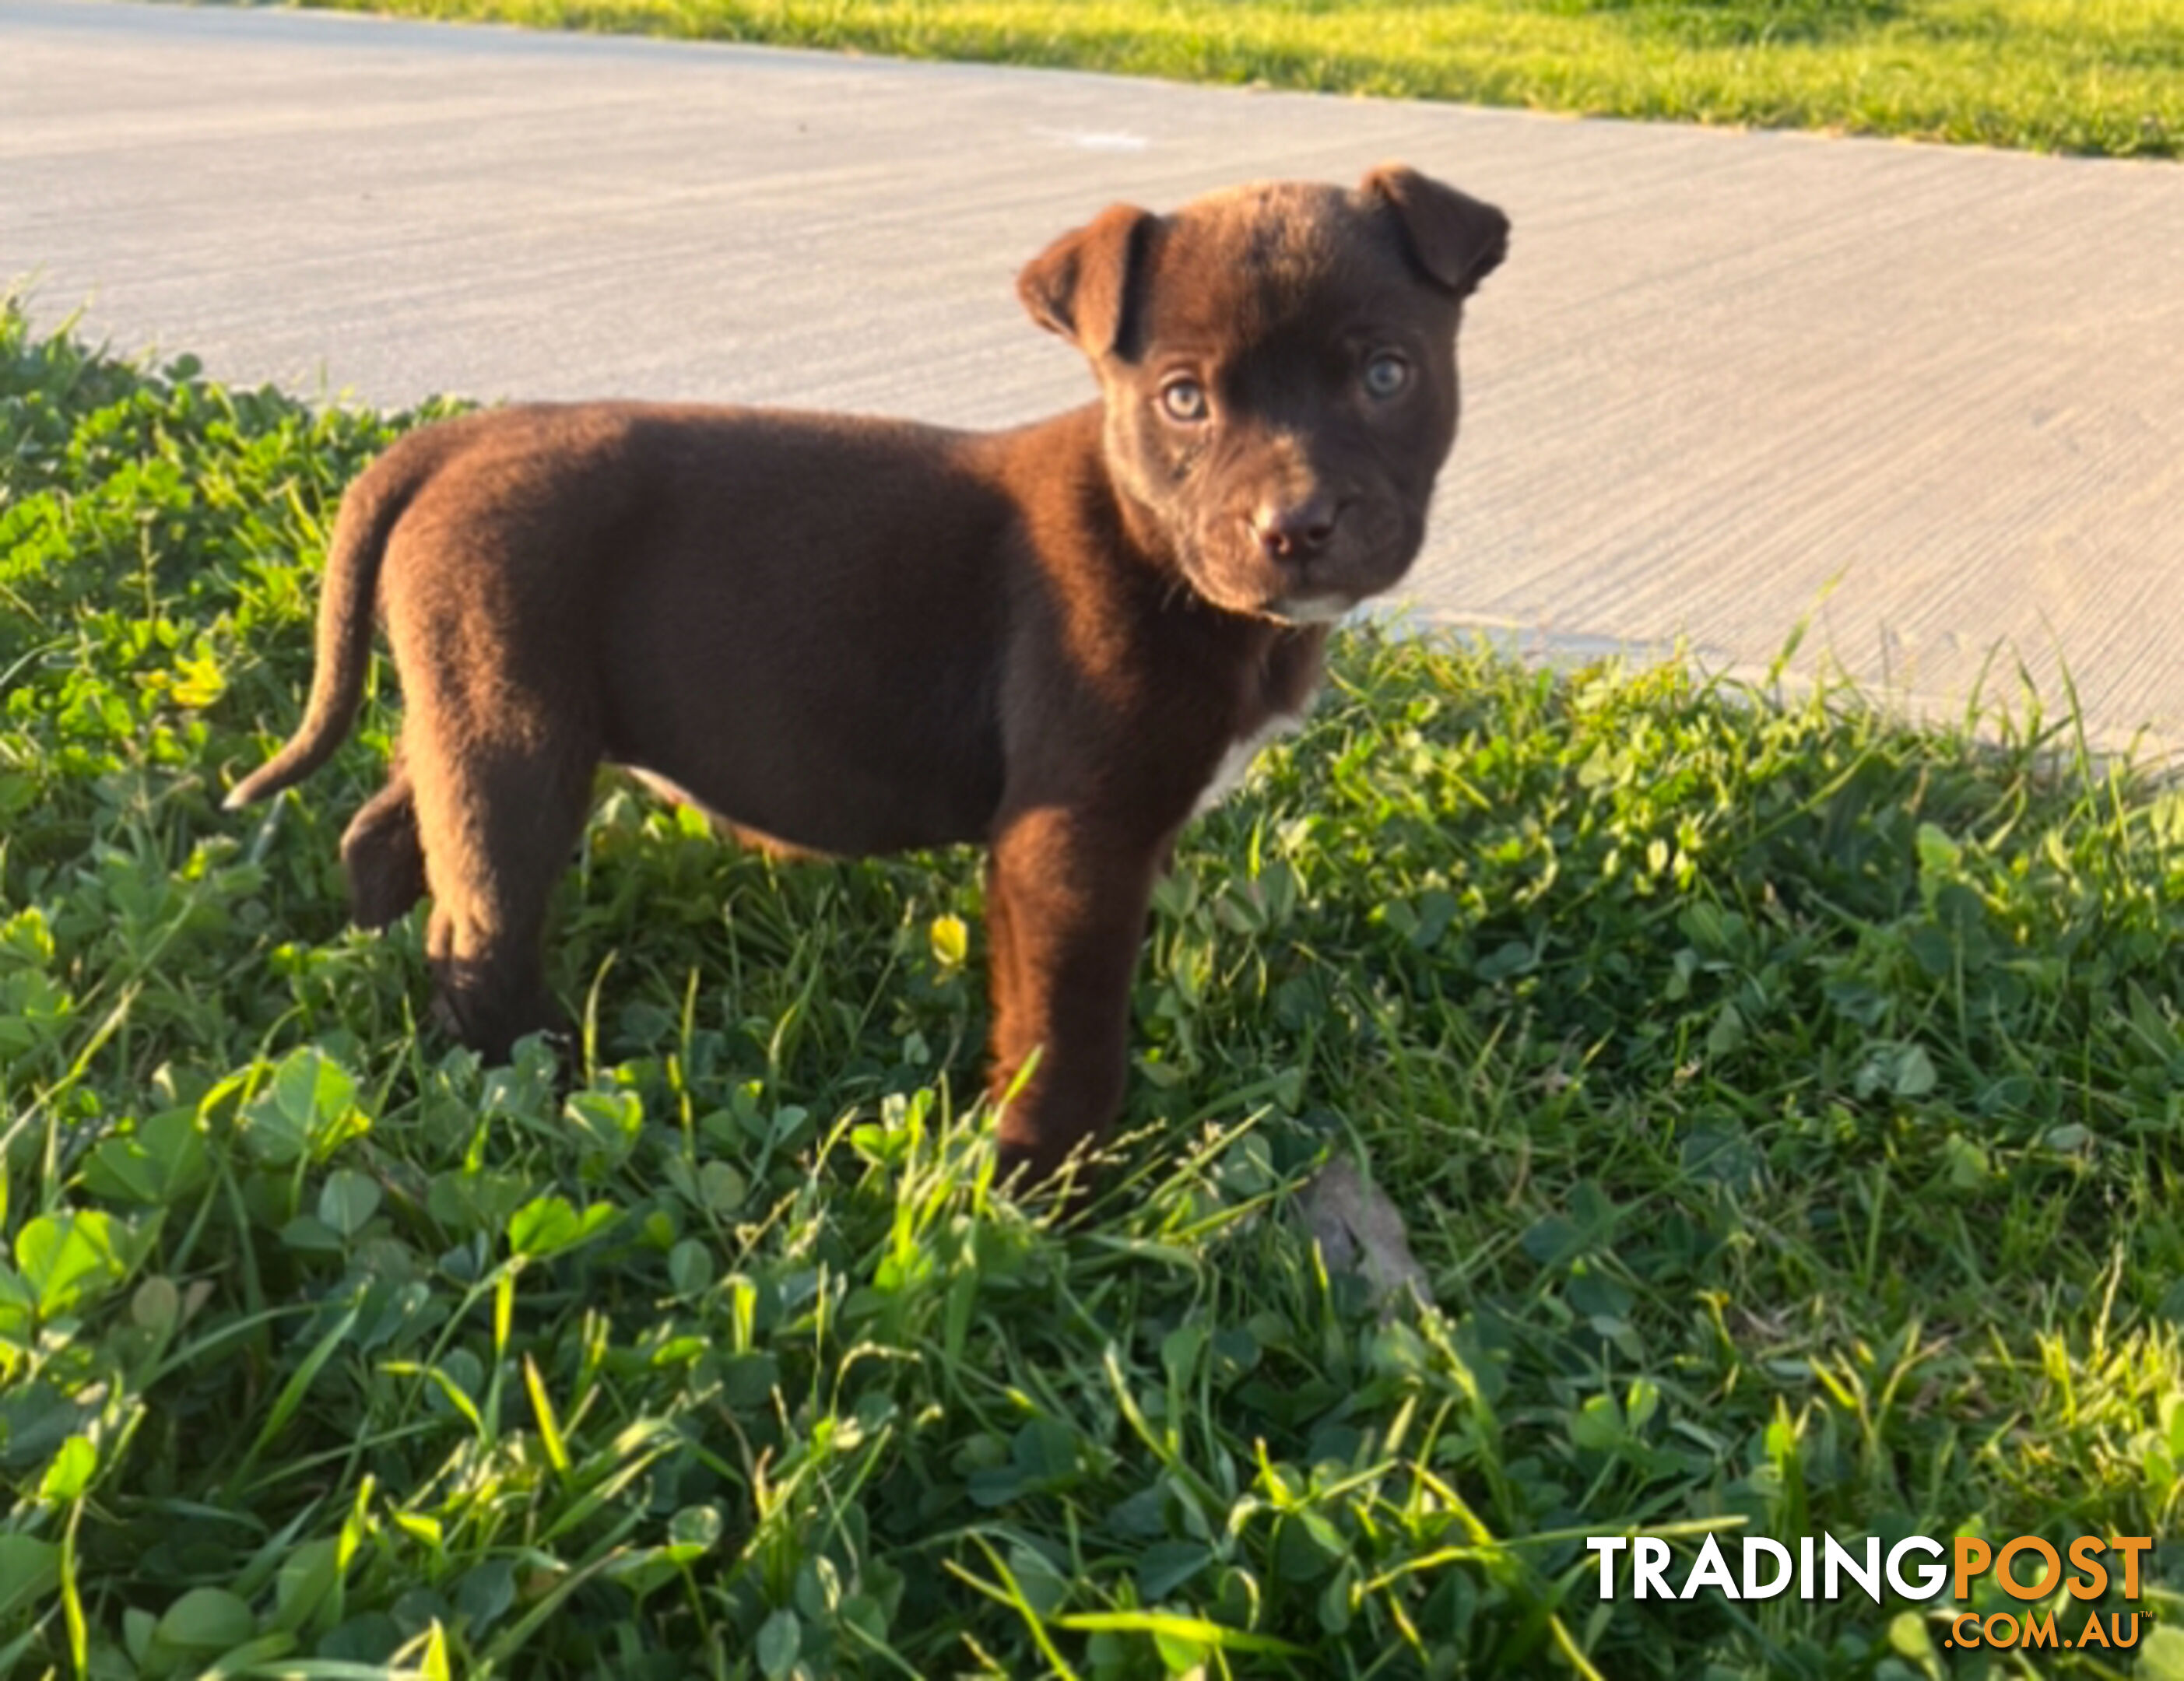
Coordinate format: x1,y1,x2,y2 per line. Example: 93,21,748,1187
2,304,2181,1675
286,0,2184,156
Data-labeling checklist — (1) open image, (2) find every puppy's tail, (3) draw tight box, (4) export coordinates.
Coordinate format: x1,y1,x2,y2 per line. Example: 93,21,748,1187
223,442,433,810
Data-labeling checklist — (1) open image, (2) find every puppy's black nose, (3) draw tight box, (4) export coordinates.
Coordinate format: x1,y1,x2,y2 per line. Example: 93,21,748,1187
1251,494,1339,562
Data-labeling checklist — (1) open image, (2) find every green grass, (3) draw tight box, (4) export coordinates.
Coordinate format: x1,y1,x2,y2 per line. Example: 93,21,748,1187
284,0,2184,158
3,298,2183,1678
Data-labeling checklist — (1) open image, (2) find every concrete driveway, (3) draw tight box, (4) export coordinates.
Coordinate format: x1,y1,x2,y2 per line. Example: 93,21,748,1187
6,0,2182,745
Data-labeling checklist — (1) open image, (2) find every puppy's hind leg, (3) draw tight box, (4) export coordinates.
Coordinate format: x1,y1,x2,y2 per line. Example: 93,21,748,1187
409,732,599,1065
341,751,427,930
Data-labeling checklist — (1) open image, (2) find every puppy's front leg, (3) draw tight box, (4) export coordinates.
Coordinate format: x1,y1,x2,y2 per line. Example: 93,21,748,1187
985,805,1162,1184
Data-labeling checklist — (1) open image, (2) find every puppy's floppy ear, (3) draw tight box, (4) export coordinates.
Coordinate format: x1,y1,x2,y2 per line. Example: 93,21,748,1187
1017,203,1153,356
1361,164,1509,299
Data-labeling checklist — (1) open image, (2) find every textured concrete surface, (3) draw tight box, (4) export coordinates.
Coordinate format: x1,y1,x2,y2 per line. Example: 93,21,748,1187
6,1,2182,742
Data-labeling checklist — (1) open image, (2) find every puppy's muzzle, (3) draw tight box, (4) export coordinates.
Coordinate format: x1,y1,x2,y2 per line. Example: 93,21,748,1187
1241,493,1369,624
1249,492,1343,564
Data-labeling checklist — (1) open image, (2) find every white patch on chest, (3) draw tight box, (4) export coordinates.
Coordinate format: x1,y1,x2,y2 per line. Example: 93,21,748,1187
1274,593,1354,626
1191,709,1304,819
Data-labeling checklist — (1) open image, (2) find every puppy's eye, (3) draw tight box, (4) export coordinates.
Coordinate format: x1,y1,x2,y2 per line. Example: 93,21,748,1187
1363,353,1411,399
1159,378,1210,423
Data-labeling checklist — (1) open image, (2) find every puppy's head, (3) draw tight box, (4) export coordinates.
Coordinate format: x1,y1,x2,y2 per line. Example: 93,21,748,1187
1019,165,1508,623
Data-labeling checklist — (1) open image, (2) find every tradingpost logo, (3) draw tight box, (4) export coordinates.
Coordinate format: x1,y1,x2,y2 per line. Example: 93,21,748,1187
1587,1531,2155,1652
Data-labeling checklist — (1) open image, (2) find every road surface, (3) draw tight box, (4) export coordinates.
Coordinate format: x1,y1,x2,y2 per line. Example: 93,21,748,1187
6,0,2182,744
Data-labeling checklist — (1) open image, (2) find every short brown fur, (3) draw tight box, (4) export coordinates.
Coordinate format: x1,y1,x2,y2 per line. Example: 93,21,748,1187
229,165,1509,1182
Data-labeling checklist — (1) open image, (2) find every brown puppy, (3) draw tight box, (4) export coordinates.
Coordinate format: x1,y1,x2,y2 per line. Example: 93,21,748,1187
226,165,1508,1182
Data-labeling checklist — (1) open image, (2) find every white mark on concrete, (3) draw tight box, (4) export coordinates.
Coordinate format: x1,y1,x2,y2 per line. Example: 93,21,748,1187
1029,125,1150,152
